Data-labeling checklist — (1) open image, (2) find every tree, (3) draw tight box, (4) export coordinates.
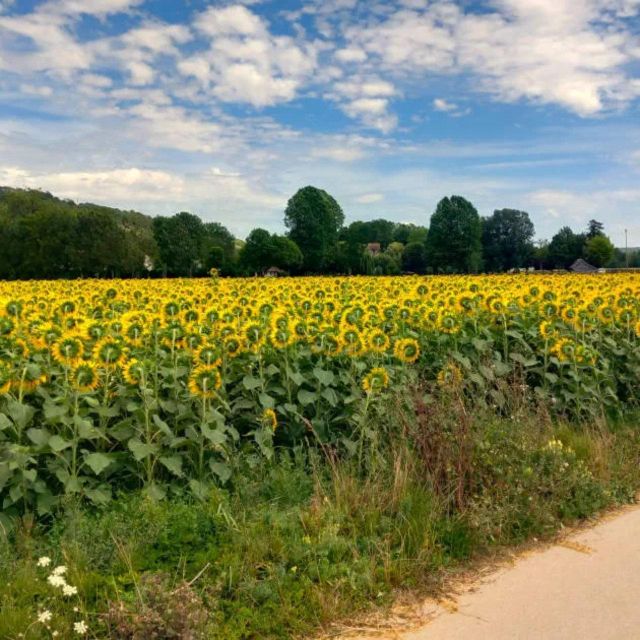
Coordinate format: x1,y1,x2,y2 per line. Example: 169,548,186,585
587,219,604,239
425,196,482,273
284,186,344,272
271,235,303,272
401,242,427,273
202,222,236,273
238,228,274,274
547,227,585,269
153,212,205,276
584,235,614,267
482,208,535,272
392,223,428,245
239,229,303,274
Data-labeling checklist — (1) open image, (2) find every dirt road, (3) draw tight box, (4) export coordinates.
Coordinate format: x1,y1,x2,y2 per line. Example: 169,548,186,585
343,504,640,640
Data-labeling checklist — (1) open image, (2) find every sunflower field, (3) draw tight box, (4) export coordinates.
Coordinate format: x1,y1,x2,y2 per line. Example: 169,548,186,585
1,273,640,525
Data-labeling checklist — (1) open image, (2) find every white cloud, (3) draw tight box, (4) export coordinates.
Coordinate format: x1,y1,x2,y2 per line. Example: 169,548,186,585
180,4,317,107
433,98,457,112
355,192,384,203
343,0,640,117
0,166,184,201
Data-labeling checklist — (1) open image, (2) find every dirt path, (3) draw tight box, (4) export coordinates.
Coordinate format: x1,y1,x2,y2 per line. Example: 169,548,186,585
337,504,640,640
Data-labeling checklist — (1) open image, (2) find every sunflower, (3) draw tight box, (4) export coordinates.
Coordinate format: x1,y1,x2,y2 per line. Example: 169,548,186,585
437,362,463,387
72,362,100,392
0,363,11,395
393,337,420,364
261,408,278,432
362,367,389,393
365,328,390,354
93,337,125,367
194,345,222,367
188,365,223,399
122,358,147,386
53,336,84,367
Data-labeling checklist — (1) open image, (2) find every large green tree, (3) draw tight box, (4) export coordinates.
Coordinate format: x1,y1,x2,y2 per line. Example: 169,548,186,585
584,235,614,267
239,229,302,274
482,208,535,272
547,227,585,269
284,186,344,272
425,196,482,273
401,242,427,273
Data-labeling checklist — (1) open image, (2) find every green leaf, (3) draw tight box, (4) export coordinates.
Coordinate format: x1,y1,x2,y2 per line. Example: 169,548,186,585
209,459,232,484
6,400,35,429
26,428,50,447
297,389,317,406
145,483,167,501
84,452,113,475
321,388,338,407
287,368,305,386
159,455,183,477
242,375,262,391
313,368,335,386
152,414,172,436
128,438,157,461
85,486,112,505
201,423,227,446
0,414,12,431
259,392,275,409
48,435,72,452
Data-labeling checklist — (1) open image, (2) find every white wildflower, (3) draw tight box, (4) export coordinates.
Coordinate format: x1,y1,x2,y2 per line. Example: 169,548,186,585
37,610,52,624
74,620,88,635
47,574,67,588
52,565,67,576
37,556,52,568
62,584,78,596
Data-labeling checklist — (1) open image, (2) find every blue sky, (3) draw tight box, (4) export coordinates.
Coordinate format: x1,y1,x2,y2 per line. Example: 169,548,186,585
0,0,639,245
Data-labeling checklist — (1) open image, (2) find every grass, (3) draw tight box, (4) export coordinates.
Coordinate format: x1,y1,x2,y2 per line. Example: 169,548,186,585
2,386,640,639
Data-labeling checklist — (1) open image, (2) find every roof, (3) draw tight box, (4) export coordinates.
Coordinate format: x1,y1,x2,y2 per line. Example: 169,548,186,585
569,258,598,273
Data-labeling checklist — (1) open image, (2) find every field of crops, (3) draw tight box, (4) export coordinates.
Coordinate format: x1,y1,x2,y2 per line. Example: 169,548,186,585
1,274,639,525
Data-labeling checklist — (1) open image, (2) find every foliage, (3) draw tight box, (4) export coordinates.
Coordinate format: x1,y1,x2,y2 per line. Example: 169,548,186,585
1,273,640,529
547,226,586,268
402,242,427,273
2,392,640,640
584,235,615,267
284,186,345,272
482,209,535,272
238,229,302,274
426,196,483,273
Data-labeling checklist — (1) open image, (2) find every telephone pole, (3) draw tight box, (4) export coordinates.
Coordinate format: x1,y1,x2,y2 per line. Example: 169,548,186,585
625,229,629,268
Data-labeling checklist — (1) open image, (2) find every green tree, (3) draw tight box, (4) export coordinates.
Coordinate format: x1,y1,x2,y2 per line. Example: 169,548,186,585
153,212,205,276
284,186,344,272
392,223,428,245
425,196,482,273
401,242,427,273
271,235,303,272
547,227,585,269
587,219,605,239
239,229,303,274
584,235,614,267
482,209,535,272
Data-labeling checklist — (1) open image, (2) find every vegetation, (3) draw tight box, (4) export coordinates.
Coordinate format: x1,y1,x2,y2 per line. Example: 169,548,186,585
1,272,640,637
0,186,629,281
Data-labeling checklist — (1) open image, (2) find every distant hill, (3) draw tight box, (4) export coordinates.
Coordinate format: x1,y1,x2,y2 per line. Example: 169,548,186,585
0,186,237,280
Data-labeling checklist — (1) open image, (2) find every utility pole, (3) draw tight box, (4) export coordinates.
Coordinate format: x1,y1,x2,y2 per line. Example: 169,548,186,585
625,229,629,268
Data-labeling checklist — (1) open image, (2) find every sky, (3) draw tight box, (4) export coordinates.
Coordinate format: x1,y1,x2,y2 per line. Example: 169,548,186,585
0,0,639,245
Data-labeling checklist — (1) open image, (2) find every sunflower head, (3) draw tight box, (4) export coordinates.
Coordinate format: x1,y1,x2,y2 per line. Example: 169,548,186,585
362,367,390,394
437,362,463,388
72,362,100,393
261,408,278,432
393,337,420,364
0,363,11,395
188,365,222,399
123,358,148,386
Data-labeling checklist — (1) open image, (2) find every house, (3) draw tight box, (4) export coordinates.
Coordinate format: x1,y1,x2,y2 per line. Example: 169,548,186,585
569,258,598,273
366,242,381,256
264,266,287,277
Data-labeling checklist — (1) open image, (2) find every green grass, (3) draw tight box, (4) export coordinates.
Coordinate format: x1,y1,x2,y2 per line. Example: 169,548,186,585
2,390,640,639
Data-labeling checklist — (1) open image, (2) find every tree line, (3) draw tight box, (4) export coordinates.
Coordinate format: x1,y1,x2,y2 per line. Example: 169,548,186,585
0,185,634,280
